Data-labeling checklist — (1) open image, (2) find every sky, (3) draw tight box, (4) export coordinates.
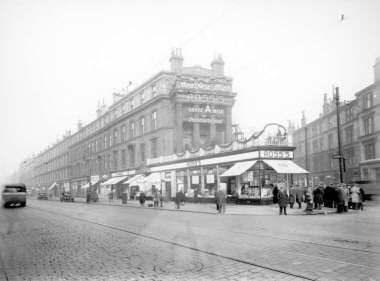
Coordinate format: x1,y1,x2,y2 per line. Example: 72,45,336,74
0,0,379,181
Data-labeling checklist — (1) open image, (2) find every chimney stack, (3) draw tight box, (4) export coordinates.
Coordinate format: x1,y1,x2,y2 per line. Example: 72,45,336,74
301,111,306,127
77,121,83,131
169,48,184,73
374,57,380,83
211,54,224,77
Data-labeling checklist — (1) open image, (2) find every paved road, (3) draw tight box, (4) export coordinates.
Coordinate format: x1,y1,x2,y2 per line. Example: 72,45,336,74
0,200,379,281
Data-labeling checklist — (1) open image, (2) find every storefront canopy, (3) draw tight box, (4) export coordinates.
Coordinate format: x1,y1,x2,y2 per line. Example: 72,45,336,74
220,160,257,177
144,173,161,184
124,174,145,186
100,176,128,186
263,160,309,174
81,179,100,189
48,182,57,191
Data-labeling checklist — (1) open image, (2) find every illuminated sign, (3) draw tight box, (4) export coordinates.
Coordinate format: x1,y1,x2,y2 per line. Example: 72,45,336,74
260,151,293,159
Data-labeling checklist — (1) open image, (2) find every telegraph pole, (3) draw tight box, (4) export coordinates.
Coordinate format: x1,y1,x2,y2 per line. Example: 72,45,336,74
335,87,344,183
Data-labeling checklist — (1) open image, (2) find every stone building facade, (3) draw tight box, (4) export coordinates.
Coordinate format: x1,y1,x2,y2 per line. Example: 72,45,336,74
17,49,236,192
292,58,380,189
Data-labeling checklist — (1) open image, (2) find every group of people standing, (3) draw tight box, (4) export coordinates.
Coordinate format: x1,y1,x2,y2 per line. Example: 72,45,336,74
319,183,365,213
272,183,366,215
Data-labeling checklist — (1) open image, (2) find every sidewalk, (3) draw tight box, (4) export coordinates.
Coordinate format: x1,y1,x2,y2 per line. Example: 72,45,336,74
45,196,343,216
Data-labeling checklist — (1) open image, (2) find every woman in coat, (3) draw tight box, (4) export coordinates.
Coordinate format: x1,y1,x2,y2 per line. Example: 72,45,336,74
350,185,360,210
277,187,289,215
272,185,279,204
289,186,296,208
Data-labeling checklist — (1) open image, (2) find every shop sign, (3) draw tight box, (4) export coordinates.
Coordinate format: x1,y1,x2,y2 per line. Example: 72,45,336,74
206,174,215,184
260,150,293,159
185,117,224,124
266,136,288,146
91,175,100,182
176,80,231,92
187,105,225,115
192,176,200,184
111,170,136,177
177,93,230,105
187,160,201,167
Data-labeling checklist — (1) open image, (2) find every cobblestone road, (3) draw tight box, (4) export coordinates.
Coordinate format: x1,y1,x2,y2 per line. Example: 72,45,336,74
1,200,379,281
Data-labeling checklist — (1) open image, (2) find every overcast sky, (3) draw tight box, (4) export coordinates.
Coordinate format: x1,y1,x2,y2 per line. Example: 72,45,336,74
0,0,379,181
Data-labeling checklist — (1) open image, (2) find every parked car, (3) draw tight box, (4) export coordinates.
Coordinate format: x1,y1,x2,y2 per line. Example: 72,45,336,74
86,191,99,202
2,183,27,207
37,192,49,200
60,192,74,202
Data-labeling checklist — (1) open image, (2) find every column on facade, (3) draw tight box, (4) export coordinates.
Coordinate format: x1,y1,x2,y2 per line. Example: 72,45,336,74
216,164,220,191
176,103,184,152
225,107,232,143
210,119,216,144
192,112,200,148
200,166,205,193
186,168,191,194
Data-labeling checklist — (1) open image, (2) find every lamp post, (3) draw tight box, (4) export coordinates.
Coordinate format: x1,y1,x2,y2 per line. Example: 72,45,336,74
334,87,344,184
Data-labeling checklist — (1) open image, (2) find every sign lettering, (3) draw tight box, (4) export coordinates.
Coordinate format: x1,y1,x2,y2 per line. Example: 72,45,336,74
261,151,293,159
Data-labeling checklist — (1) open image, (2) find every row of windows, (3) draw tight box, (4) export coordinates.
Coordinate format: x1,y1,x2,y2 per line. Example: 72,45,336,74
71,111,158,161
76,138,158,175
70,79,169,147
36,168,70,185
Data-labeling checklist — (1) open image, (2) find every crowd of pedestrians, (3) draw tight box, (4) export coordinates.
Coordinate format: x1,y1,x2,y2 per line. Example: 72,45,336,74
273,183,366,215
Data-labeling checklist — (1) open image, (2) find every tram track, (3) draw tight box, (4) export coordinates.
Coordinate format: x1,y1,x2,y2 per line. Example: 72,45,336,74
30,205,316,280
31,199,380,255
29,203,380,280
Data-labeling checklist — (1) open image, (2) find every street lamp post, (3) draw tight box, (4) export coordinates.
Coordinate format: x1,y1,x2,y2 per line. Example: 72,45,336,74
334,87,344,184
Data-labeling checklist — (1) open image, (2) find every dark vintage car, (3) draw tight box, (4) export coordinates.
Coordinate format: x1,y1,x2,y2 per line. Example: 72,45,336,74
86,191,99,202
60,192,74,202
2,184,27,207
37,192,49,200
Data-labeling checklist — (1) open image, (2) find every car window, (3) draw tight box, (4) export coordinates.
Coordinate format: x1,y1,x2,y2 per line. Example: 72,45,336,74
3,186,26,192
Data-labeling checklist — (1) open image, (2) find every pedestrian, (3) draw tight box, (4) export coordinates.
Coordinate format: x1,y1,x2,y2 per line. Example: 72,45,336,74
359,186,365,211
216,190,226,214
175,190,182,209
350,184,360,210
289,186,296,208
295,186,304,209
343,185,349,212
139,192,146,206
314,186,324,210
277,187,288,215
336,185,345,213
272,185,279,205
153,191,159,208
159,191,164,208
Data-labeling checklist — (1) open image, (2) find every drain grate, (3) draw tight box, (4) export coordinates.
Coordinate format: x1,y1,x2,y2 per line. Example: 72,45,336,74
153,261,204,274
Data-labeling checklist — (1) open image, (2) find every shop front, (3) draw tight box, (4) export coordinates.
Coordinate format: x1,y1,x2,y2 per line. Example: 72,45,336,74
148,147,308,204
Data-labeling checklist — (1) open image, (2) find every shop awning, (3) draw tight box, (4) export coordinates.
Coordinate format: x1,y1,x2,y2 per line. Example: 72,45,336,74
81,179,100,189
220,160,257,177
263,160,309,174
48,182,57,191
101,176,128,186
144,173,162,184
124,174,145,186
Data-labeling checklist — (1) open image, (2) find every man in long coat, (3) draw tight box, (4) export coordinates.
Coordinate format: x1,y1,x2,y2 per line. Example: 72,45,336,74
277,187,289,215
216,190,226,214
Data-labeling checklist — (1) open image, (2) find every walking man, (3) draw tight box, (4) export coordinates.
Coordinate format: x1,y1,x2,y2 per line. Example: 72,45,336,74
278,187,289,215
